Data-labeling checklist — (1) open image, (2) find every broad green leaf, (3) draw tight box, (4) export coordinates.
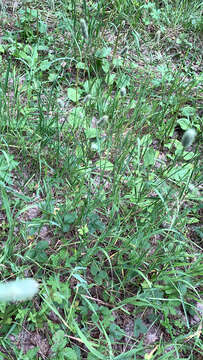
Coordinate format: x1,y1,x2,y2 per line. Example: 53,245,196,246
177,118,191,130
95,47,111,58
95,159,114,171
181,106,196,117
48,73,58,81
68,107,86,127
77,61,87,70
0,152,18,186
0,44,5,53
36,240,49,251
134,318,147,337
101,59,110,73
39,21,47,34
37,252,48,264
167,164,192,181
83,79,102,96
67,87,81,102
64,213,77,224
85,128,98,139
90,262,99,276
143,148,156,166
63,348,77,360
18,51,32,63
109,323,124,341
62,223,70,232
52,330,67,350
112,57,123,67
40,59,51,71
105,73,116,85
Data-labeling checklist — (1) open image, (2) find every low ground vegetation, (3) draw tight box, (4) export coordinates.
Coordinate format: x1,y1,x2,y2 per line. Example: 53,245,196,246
0,0,202,359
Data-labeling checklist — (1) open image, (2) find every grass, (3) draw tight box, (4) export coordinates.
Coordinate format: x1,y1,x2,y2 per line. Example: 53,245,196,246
0,0,202,359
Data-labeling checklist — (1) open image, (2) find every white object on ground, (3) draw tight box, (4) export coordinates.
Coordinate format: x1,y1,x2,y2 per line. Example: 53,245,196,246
0,278,39,302
181,128,197,148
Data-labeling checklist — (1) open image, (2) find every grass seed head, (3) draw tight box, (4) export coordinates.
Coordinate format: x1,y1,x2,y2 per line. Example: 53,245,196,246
120,87,126,96
0,279,39,302
98,115,109,125
181,128,197,148
80,18,88,40
83,94,92,103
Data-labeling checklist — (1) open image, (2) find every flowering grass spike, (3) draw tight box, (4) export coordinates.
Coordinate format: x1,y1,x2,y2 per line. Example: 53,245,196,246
0,278,39,302
181,128,197,148
80,18,88,40
120,87,126,96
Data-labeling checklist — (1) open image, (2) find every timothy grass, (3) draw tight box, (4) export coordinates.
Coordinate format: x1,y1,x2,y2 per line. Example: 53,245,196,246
0,0,202,359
